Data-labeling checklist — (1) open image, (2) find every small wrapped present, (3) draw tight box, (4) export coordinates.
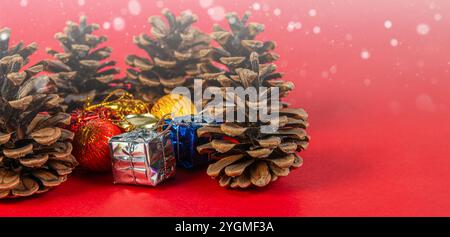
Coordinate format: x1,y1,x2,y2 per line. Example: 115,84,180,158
168,115,219,169
109,126,176,186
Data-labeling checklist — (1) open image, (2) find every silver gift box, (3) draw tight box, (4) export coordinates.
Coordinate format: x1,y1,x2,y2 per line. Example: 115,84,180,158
109,129,176,186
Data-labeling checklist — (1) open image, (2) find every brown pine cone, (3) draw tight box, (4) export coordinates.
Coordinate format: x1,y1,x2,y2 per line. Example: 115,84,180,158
0,28,77,199
40,16,122,112
196,11,310,189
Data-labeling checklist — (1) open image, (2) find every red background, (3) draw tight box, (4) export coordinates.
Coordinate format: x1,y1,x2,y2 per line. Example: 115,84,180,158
1,0,450,216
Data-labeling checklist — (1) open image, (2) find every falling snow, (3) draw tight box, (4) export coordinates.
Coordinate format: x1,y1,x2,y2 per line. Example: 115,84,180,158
156,0,164,8
384,20,392,29
3,1,447,116
19,0,28,7
434,13,443,21
361,50,370,60
113,17,125,31
228,15,237,24
252,3,261,11
287,23,295,32
0,32,9,41
287,21,302,32
273,8,281,16
313,26,321,34
208,6,226,21
416,23,430,35
128,0,141,16
199,0,214,8
308,9,317,17
103,22,111,30
390,38,399,47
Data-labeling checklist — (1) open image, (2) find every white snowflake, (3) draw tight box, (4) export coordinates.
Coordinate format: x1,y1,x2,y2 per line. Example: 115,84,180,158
252,3,261,11
287,22,295,32
273,8,281,16
199,0,214,8
103,22,111,30
113,17,125,31
156,0,164,8
390,38,399,47
360,50,370,60
308,9,317,17
20,0,28,7
416,23,430,35
434,14,443,22
287,21,301,32
313,26,321,34
128,0,141,16
0,32,9,41
384,20,392,29
208,6,225,21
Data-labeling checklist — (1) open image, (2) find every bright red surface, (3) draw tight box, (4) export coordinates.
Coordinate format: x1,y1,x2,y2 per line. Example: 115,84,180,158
1,0,450,216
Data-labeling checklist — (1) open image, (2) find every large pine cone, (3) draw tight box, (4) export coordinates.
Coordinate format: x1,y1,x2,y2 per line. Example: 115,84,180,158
126,8,211,104
196,11,310,189
40,16,121,112
0,28,77,199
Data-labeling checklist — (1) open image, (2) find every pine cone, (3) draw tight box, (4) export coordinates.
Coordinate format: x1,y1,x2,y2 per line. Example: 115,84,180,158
196,12,310,188
41,16,121,112
0,28,77,199
125,9,211,104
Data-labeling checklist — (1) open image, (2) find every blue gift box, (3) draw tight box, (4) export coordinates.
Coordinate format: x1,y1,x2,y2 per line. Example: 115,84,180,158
167,115,218,169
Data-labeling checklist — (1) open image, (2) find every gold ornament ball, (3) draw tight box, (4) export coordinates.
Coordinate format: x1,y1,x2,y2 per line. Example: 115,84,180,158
150,94,197,119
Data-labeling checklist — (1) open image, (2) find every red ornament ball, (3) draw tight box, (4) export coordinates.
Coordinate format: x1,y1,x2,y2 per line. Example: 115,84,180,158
72,119,122,173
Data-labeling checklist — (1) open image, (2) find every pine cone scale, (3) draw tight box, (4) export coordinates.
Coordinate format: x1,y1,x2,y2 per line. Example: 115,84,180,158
0,169,20,190
224,159,254,177
0,133,11,145
206,154,244,177
268,154,295,168
3,144,34,159
32,170,63,187
11,177,39,197
250,161,271,187
19,154,49,168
